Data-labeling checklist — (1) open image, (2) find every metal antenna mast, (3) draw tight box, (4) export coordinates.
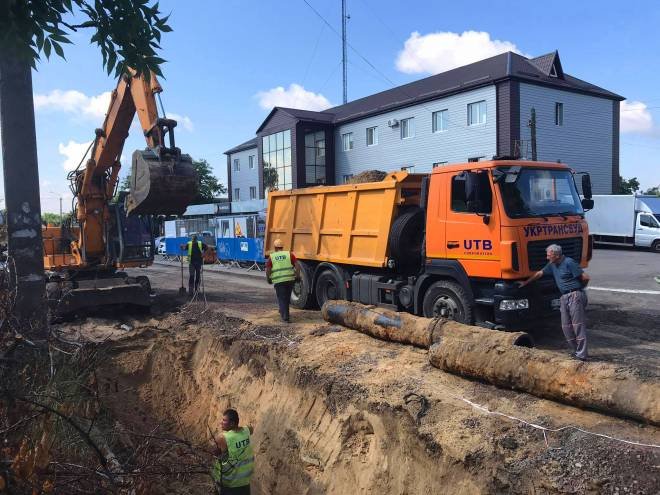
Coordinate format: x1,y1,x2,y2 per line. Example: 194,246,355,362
342,0,348,104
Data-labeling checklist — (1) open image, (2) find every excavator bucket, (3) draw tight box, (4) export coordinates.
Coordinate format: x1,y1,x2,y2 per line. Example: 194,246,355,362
125,149,198,216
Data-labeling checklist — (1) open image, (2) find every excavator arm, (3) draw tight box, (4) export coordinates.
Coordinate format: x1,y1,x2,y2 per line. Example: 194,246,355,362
69,71,197,267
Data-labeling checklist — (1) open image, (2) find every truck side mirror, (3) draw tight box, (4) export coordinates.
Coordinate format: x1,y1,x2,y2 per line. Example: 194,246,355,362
581,198,594,210
582,174,593,199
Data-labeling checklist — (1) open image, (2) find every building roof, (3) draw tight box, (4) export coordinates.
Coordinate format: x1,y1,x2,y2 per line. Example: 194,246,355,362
224,137,258,155
237,50,623,150
321,51,622,124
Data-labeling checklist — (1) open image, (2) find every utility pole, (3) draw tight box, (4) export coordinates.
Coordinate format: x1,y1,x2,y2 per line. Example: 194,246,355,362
342,0,349,104
59,196,63,225
0,51,47,332
528,108,538,161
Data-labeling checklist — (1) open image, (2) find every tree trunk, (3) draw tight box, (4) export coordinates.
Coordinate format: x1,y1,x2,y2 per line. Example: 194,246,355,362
0,52,46,333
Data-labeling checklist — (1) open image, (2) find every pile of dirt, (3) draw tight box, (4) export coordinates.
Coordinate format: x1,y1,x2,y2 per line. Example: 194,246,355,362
89,305,660,494
347,170,388,184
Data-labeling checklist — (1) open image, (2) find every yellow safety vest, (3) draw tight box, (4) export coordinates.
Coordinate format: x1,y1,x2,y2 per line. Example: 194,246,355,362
211,427,254,488
185,240,203,263
270,251,295,284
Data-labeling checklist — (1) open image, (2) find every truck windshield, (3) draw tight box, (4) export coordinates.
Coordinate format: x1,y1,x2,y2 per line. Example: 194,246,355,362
497,168,583,218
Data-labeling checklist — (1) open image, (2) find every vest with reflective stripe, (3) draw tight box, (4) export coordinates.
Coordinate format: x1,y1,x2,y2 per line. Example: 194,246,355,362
211,427,254,487
270,251,295,284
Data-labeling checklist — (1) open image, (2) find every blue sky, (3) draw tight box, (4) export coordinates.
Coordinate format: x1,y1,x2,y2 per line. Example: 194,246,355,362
2,0,659,213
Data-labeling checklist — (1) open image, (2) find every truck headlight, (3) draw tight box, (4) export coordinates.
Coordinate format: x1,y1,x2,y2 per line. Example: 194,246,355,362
499,299,529,311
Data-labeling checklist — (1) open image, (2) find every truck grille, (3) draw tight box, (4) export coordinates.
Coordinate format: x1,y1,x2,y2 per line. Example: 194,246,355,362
527,237,583,271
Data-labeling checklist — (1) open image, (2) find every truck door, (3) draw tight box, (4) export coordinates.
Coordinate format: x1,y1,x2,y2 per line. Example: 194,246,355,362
636,213,660,247
444,171,501,278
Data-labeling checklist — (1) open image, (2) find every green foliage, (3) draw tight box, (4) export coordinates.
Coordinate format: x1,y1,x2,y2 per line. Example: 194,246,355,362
0,0,172,77
263,166,278,192
41,212,72,226
193,158,226,202
642,186,660,196
618,176,640,195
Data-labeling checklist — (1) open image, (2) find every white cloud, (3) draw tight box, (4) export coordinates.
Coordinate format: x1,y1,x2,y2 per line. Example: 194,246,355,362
58,140,92,171
396,30,526,75
34,90,111,121
255,83,332,111
620,100,653,134
166,112,194,132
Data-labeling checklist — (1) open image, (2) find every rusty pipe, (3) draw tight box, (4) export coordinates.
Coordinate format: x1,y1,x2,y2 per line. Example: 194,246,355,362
321,300,532,349
429,339,660,425
322,301,659,425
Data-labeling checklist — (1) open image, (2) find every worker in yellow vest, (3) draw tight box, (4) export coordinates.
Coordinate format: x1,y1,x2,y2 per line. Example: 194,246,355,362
179,233,208,295
211,408,254,494
265,238,300,323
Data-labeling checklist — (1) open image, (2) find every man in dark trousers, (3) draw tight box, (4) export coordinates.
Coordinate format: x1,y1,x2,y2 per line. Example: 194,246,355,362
518,243,590,361
210,408,254,494
265,238,300,323
180,233,207,295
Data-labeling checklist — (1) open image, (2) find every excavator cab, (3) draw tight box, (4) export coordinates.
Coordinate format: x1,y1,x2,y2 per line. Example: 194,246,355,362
125,118,198,216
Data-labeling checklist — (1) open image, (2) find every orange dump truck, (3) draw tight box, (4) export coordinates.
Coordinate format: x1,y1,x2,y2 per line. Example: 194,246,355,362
265,159,593,327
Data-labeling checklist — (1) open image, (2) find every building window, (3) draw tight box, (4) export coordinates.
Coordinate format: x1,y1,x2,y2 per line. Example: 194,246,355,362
468,156,484,162
262,129,292,191
233,158,240,172
366,126,378,146
433,161,448,168
467,101,487,126
400,117,414,139
401,165,415,173
432,110,448,133
249,186,256,200
555,102,563,126
342,174,354,183
249,155,255,169
305,130,326,185
342,132,354,151
233,188,240,201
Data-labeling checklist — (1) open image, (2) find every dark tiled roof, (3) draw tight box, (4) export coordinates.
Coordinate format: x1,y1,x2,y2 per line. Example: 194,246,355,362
321,51,621,124
224,137,257,155
241,50,624,150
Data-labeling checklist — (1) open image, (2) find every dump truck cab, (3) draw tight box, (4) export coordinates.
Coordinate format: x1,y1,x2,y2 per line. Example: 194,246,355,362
265,159,592,328
421,160,591,326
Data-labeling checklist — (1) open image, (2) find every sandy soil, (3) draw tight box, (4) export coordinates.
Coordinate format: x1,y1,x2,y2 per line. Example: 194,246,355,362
59,290,660,495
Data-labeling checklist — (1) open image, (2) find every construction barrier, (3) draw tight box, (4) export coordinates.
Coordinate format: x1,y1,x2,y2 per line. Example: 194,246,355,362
215,238,265,264
164,237,190,255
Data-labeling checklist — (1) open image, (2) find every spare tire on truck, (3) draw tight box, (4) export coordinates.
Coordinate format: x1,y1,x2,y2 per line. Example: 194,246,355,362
388,207,425,270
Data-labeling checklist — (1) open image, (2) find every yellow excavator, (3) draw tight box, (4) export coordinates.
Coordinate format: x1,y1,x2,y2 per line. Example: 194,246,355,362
42,70,198,316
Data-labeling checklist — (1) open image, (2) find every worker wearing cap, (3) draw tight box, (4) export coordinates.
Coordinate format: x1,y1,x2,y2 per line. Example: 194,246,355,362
210,408,254,494
180,234,208,295
265,238,300,323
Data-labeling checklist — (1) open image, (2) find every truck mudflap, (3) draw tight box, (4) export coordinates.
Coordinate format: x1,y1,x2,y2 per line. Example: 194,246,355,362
492,278,560,326
47,282,151,316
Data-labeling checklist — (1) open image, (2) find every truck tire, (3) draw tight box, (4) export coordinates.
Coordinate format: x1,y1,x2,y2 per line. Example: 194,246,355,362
389,207,424,269
291,262,315,309
652,240,660,253
315,269,344,308
422,280,473,324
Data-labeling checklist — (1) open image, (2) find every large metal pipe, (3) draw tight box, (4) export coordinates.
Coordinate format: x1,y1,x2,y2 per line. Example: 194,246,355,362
321,301,660,425
321,300,533,348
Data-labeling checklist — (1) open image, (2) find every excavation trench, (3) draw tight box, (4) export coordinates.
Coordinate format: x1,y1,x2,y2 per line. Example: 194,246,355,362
92,308,659,494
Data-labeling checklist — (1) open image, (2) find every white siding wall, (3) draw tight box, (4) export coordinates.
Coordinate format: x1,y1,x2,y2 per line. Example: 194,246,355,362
334,86,497,181
229,147,259,201
519,83,613,194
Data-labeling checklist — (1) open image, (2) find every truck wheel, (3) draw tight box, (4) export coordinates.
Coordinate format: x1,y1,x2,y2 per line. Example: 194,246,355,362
291,262,315,309
652,240,660,253
389,207,424,269
315,269,344,308
422,280,473,324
